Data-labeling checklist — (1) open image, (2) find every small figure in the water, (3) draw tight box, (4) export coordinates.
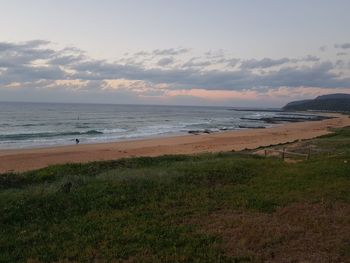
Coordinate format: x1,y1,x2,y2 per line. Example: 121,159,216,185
75,138,80,144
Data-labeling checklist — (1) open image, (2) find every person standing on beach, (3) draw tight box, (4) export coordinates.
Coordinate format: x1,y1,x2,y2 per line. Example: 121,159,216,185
75,138,80,144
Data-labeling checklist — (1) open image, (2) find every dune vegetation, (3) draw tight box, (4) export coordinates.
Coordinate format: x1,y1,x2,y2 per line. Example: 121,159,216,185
1,127,350,262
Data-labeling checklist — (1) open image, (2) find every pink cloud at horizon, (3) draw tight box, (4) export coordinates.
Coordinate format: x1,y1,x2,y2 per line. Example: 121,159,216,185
162,87,350,105
165,89,259,101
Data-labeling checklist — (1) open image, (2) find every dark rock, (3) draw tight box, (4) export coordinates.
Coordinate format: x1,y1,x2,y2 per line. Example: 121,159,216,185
188,130,201,135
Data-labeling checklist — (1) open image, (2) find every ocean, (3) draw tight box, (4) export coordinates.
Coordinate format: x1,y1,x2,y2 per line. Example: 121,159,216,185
0,102,318,149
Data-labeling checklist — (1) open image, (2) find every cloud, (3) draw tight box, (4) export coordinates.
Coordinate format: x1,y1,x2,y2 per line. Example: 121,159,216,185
133,51,149,56
319,45,327,52
239,56,320,69
182,57,213,68
240,58,290,69
182,57,240,69
336,52,347,56
335,43,350,49
302,55,320,62
152,48,190,56
0,42,56,68
257,62,348,89
0,40,50,52
157,57,175,66
131,48,190,58
1,40,350,106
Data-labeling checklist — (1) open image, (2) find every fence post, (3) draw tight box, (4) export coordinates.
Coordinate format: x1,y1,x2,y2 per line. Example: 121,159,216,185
307,148,311,160
282,148,285,160
264,150,267,157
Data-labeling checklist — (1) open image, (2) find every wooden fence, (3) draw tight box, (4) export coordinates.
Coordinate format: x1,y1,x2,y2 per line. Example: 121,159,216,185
264,147,311,160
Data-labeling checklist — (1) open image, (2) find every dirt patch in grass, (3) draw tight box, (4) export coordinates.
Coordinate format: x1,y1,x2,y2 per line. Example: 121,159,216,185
197,202,350,262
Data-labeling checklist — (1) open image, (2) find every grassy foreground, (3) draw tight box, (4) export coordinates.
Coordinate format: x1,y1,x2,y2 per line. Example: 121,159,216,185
1,127,350,262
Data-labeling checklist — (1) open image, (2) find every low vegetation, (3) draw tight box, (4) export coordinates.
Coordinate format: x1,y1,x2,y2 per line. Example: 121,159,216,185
282,93,350,112
1,127,350,262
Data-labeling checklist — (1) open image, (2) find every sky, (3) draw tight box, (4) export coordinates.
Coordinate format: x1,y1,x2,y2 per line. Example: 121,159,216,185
0,0,350,107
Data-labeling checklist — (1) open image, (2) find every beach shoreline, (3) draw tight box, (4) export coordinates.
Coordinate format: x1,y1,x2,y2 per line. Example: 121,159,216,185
0,112,349,174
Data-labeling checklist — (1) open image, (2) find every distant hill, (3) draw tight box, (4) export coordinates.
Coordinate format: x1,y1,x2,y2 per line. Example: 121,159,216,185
283,93,350,112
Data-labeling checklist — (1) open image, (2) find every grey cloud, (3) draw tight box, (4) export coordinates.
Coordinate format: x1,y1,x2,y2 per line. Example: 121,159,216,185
0,64,66,85
0,40,49,52
257,62,346,89
337,52,347,56
0,82,144,104
335,43,350,49
153,48,190,56
0,41,69,85
21,40,51,47
240,58,290,69
302,55,320,62
1,40,350,96
319,45,327,52
131,48,190,58
182,57,240,69
134,51,149,56
239,56,319,69
224,58,240,67
157,57,175,66
0,40,56,68
182,57,212,68
49,55,85,65
160,62,348,90
204,49,226,59
335,60,346,67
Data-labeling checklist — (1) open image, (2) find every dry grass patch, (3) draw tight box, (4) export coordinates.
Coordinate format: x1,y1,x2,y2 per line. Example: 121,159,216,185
198,202,350,262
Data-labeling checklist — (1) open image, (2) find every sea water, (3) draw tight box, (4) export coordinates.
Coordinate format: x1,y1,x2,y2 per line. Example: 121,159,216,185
0,102,310,149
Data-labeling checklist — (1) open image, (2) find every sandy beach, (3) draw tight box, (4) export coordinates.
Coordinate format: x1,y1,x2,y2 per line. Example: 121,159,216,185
0,113,349,173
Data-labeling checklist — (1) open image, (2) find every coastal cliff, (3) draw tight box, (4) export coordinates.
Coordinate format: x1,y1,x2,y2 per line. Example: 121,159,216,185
283,93,350,112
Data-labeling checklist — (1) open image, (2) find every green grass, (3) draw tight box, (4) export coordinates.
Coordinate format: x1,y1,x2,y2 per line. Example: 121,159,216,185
1,127,350,262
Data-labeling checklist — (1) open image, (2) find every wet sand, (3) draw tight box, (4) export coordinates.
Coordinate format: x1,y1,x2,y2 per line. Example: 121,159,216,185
0,113,349,173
